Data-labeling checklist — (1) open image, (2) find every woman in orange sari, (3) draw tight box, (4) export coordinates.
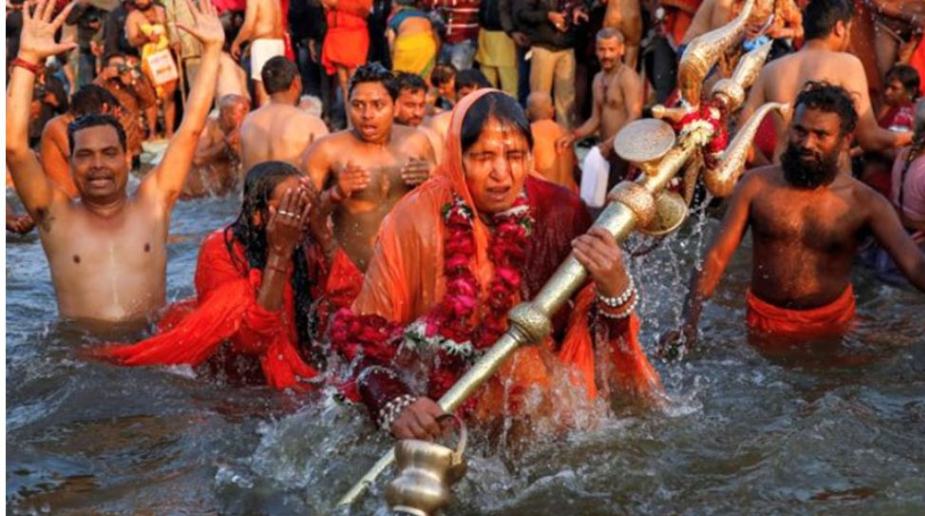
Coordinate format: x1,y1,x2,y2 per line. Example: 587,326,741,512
331,90,661,441
99,162,324,391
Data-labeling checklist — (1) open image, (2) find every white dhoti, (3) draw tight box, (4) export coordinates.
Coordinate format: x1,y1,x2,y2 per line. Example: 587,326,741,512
250,38,285,80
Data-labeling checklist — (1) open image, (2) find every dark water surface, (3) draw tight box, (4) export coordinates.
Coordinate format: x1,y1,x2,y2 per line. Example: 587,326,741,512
6,191,925,514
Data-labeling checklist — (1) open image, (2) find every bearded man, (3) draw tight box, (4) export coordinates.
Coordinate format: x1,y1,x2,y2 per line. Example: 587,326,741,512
331,90,661,442
664,83,925,353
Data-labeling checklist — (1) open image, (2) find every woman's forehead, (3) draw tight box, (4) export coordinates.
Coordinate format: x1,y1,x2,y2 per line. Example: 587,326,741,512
471,118,528,145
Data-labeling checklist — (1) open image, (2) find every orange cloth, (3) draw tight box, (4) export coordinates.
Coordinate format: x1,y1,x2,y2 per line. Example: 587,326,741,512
530,119,578,193
98,229,319,390
321,0,371,75
352,89,661,415
746,286,856,340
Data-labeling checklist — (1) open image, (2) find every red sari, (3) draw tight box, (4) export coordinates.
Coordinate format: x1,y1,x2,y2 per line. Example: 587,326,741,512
98,229,319,391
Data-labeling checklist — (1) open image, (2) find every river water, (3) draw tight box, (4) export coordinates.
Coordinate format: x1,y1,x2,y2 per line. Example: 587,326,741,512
6,189,925,514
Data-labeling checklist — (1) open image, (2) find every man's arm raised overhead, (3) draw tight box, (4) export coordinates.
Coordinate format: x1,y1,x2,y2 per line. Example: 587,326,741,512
139,0,225,210
5,0,77,220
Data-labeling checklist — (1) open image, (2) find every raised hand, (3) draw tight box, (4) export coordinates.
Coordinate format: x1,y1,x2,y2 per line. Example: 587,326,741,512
18,0,77,63
176,0,224,51
400,158,431,187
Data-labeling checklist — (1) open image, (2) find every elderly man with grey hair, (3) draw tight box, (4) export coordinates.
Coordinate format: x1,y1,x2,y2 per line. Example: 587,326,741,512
182,94,250,198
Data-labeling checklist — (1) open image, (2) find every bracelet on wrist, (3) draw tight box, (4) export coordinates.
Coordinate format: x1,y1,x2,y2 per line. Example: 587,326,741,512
598,291,638,320
597,275,635,308
378,394,417,432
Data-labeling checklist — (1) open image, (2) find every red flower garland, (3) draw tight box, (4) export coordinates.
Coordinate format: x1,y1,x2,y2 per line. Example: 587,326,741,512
331,193,534,402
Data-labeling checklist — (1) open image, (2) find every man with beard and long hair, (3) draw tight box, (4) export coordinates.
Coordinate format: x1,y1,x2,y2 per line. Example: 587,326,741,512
99,162,323,391
663,83,925,352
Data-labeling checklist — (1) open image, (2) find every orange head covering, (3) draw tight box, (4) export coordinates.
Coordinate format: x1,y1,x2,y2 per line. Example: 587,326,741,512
353,89,523,322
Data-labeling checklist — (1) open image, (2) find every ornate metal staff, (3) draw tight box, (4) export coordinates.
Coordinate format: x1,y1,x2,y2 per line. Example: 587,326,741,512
337,0,789,508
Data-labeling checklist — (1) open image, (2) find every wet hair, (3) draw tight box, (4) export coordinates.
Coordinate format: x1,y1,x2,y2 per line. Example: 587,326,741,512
67,113,127,154
430,63,457,87
218,93,247,111
395,72,427,95
348,62,398,100
460,92,533,152
803,0,854,41
885,65,921,100
70,84,122,117
596,27,624,42
455,69,491,94
226,161,317,359
260,56,299,94
794,81,858,136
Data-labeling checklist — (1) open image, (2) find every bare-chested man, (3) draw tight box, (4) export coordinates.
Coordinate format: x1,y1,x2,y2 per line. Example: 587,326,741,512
229,0,285,106
559,28,642,183
6,0,225,325
682,0,801,43
183,94,249,198
40,85,123,199
125,0,178,137
740,0,913,163
240,56,329,172
393,72,443,164
663,83,925,354
303,63,436,276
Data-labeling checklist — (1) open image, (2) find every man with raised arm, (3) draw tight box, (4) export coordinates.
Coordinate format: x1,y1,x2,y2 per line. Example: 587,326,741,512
6,0,226,326
740,0,913,163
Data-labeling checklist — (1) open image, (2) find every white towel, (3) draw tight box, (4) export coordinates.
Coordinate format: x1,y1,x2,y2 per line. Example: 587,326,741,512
250,39,285,80
580,147,610,208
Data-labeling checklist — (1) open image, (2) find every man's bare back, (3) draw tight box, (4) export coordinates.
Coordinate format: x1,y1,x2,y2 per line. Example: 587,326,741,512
740,22,911,158
241,104,329,171
304,125,435,271
246,0,283,40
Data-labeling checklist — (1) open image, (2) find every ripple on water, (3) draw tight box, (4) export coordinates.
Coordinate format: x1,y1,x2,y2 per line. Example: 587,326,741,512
6,199,925,514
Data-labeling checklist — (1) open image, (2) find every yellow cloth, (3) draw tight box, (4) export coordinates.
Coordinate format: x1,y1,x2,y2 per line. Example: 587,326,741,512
475,29,516,68
140,22,173,98
392,32,438,77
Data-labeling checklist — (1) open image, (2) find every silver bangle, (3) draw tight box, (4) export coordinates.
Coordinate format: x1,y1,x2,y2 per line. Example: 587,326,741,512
598,291,638,320
597,275,635,308
377,394,417,432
